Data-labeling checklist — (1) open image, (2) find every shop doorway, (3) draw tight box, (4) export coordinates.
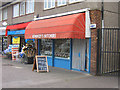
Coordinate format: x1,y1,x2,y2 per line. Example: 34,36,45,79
72,39,89,72
2,36,8,52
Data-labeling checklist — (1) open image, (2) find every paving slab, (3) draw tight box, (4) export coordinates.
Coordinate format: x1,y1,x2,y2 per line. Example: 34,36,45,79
1,56,118,88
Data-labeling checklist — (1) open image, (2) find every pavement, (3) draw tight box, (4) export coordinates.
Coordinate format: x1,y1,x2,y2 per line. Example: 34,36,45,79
1,55,119,88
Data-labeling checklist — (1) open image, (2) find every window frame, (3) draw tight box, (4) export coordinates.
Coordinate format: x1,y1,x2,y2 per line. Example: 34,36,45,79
26,0,34,14
57,0,67,6
13,4,20,18
2,8,7,20
20,1,25,16
69,0,84,4
44,0,55,10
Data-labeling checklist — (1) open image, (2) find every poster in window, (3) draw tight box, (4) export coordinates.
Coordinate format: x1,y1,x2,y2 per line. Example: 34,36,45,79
12,37,20,44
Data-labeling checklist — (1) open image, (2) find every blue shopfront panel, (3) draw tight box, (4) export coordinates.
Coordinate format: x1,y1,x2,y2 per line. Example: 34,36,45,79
54,57,70,70
47,56,52,66
47,56,70,70
8,30,25,35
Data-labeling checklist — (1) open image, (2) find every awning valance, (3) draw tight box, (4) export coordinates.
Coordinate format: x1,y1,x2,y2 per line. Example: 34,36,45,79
6,22,30,30
25,13,86,39
5,22,31,36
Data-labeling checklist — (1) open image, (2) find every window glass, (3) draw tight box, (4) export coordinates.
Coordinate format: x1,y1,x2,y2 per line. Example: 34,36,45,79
26,0,34,14
41,39,52,56
44,0,55,9
69,0,84,3
62,0,66,4
52,0,55,7
44,0,47,9
55,39,70,58
58,0,61,5
57,0,66,6
3,8,7,20
48,1,51,8
13,4,19,17
20,1,25,16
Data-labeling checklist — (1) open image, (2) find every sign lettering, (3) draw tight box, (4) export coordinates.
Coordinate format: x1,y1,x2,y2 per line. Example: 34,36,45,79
32,34,56,39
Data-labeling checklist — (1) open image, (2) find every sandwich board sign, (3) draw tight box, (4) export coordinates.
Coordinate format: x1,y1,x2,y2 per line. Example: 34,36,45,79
32,55,49,72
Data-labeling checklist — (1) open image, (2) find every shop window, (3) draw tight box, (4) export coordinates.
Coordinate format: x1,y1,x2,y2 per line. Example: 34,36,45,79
25,39,35,47
41,39,52,56
13,4,19,17
2,37,8,51
57,0,66,6
69,0,84,3
2,8,7,20
26,0,34,14
20,1,25,16
55,39,70,58
44,0,55,10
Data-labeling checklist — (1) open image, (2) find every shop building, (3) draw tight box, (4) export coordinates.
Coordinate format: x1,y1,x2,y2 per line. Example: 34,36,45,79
0,27,7,54
6,22,31,52
25,9,92,72
0,1,119,75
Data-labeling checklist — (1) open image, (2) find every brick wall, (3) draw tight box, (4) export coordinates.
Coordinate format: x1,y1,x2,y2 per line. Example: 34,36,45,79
90,10,101,75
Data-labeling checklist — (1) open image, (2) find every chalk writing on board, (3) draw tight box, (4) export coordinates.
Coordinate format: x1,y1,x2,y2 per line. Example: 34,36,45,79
34,56,49,72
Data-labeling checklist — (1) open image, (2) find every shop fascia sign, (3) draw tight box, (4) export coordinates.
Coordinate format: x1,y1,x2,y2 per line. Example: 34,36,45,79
32,34,56,39
7,30,25,35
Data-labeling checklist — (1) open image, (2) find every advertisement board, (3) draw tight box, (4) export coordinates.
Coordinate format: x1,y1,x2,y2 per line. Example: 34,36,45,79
12,37,20,44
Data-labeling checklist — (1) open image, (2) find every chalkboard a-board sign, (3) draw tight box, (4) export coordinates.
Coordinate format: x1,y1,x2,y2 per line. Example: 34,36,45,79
32,56,49,72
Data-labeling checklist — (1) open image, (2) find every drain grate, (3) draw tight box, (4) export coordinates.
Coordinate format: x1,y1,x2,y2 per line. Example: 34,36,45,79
2,64,14,66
